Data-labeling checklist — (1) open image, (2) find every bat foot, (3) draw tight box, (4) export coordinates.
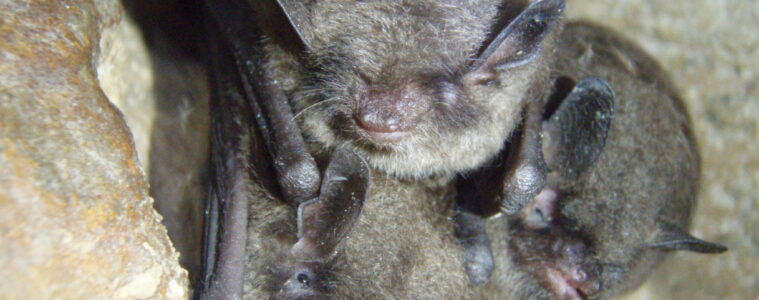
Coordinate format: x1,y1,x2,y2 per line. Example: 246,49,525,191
454,209,495,286
462,241,495,286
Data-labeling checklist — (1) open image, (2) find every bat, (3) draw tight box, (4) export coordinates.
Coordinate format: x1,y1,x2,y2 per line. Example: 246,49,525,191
198,0,568,298
469,22,727,300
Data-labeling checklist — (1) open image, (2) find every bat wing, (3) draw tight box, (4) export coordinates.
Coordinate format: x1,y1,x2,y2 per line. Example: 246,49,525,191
198,22,258,299
205,0,320,206
199,0,324,298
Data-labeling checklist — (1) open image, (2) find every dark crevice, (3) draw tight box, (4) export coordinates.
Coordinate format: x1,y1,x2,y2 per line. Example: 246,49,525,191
543,75,576,120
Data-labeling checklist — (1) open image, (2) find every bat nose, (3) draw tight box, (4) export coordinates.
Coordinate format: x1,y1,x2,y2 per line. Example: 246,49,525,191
355,113,404,133
354,85,429,142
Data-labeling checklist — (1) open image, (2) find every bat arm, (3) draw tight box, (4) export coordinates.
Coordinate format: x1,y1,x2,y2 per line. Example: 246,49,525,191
205,0,321,206
200,166,251,300
499,98,549,215
200,1,327,298
454,86,554,286
236,62,321,204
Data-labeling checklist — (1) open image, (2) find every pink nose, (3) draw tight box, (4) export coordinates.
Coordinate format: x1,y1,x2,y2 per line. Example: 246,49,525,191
354,85,429,141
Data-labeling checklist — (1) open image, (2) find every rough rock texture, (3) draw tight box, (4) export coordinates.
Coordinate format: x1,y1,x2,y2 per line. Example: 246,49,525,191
0,0,189,298
568,1,759,299
113,0,211,285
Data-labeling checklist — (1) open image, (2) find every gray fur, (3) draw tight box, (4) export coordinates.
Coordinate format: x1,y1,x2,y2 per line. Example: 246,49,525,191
257,0,553,180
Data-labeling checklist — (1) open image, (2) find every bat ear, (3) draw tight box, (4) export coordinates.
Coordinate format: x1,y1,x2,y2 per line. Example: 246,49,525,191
649,224,728,254
468,0,565,80
276,0,316,50
541,77,615,180
291,148,370,261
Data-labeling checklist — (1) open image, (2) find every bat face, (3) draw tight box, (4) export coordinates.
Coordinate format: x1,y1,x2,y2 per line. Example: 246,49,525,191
265,0,563,179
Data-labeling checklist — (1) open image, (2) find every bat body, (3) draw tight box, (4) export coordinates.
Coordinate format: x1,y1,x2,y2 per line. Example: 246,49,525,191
239,173,472,299
197,0,726,299
472,22,726,300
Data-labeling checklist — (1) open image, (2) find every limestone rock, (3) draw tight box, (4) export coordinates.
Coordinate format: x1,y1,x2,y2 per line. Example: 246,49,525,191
0,0,189,298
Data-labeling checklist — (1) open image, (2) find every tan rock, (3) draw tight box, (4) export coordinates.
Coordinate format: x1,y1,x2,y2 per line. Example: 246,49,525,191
0,0,189,298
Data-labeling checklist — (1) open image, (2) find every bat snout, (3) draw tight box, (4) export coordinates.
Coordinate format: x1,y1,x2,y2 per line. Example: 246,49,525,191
353,85,430,143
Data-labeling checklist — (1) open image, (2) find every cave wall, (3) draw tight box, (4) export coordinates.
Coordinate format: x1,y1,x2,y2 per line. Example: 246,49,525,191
0,0,189,298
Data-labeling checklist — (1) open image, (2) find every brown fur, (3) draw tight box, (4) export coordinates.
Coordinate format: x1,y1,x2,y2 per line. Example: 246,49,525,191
242,173,473,299
555,21,699,297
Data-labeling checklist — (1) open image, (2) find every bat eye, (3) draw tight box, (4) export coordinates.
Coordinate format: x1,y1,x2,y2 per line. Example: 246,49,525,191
296,272,311,287
563,242,586,260
574,269,587,282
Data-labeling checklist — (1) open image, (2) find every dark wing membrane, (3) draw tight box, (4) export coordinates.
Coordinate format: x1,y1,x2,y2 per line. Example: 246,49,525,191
200,0,323,298
453,98,549,285
199,24,255,299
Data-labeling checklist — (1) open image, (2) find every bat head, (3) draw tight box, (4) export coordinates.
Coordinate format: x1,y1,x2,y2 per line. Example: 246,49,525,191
503,69,726,299
266,149,370,299
276,0,565,179
507,186,603,300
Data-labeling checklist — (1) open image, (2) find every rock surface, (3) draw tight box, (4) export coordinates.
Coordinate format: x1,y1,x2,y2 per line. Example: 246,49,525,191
569,1,759,299
0,0,189,298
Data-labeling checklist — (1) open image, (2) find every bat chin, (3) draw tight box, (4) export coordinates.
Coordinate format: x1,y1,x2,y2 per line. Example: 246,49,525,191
545,268,600,300
353,116,414,144
546,268,583,300
359,129,410,144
